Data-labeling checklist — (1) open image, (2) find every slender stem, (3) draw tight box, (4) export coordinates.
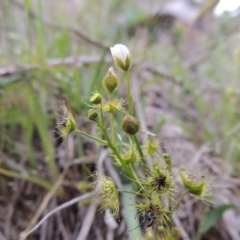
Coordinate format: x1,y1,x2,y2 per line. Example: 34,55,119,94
101,127,128,171
109,90,115,146
168,191,172,211
110,113,116,146
117,189,139,195
129,164,139,182
100,102,104,126
132,135,147,170
172,191,188,212
129,164,145,193
75,129,108,145
118,189,145,198
163,153,172,173
125,71,133,115
99,125,143,192
98,104,143,192
163,153,173,209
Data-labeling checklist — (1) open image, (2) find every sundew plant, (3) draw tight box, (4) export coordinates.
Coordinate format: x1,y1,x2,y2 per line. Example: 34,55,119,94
57,44,211,239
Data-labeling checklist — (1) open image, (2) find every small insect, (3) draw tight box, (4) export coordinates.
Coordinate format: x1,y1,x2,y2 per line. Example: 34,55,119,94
129,210,156,232
144,211,156,227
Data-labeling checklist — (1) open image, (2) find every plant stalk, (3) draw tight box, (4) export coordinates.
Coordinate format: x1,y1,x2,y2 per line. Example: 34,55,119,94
172,191,188,212
110,113,116,146
75,129,108,145
133,135,147,170
126,71,133,115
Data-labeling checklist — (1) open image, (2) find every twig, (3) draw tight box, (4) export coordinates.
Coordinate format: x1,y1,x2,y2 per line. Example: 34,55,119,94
0,55,111,77
0,231,7,240
104,209,118,240
71,154,98,166
2,153,28,175
21,164,69,236
56,201,70,240
72,209,83,240
140,62,181,86
20,191,95,240
104,158,126,237
40,206,48,240
21,136,75,237
76,201,98,240
104,157,123,189
191,142,211,165
4,180,24,239
172,214,191,240
47,22,108,49
10,0,108,49
75,149,107,240
0,167,52,191
93,226,104,240
47,55,111,67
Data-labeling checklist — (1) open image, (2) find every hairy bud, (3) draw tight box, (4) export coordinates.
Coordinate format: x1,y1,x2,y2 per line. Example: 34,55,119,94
102,67,119,93
121,114,140,135
90,92,102,104
88,109,99,121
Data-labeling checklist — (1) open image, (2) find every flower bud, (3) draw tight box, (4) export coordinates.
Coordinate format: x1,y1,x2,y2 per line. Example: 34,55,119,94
102,67,119,93
90,92,102,104
88,109,99,121
110,44,131,71
121,114,140,135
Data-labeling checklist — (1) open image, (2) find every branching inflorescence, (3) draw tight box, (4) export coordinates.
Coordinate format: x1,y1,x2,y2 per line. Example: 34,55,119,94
56,44,212,239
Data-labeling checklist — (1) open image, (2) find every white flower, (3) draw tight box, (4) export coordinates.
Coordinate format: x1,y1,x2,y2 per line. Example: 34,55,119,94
110,44,131,71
